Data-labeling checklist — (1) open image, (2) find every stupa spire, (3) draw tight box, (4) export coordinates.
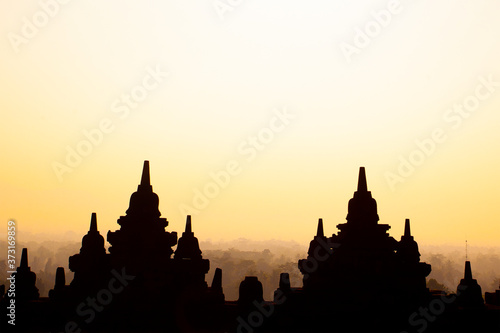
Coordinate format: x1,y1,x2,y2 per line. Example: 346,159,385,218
15,248,39,301
464,261,473,280
55,267,66,288
345,167,379,225
90,212,98,233
306,218,329,259
404,218,411,237
211,268,222,291
357,167,367,192
49,266,68,301
141,160,150,186
185,215,192,234
78,213,106,256
457,260,484,307
138,160,153,192
108,161,175,268
21,248,28,268
121,161,161,219
174,215,202,260
279,272,291,292
397,219,420,263
316,218,324,238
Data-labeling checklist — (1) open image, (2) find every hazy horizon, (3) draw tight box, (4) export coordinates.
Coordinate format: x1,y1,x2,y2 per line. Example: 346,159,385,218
7,229,500,251
1,237,499,301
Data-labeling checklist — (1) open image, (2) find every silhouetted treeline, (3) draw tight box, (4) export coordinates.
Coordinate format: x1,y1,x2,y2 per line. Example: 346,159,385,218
200,238,305,300
421,245,500,293
0,239,78,297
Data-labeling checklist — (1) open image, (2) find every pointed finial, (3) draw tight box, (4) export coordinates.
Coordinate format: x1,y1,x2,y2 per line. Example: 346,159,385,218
55,267,66,288
357,167,367,192
404,219,411,237
21,248,28,268
211,268,222,291
89,212,98,233
316,218,324,238
464,261,473,280
140,160,150,186
279,273,291,291
465,240,468,260
185,215,192,234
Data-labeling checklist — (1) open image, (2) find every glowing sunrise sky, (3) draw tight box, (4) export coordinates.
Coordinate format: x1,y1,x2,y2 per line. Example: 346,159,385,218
1,1,499,247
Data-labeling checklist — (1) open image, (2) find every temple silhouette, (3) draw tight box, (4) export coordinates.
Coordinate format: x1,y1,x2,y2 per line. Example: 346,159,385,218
1,162,499,332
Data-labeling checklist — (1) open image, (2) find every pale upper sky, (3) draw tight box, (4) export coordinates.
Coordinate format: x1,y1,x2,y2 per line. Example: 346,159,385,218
1,1,499,247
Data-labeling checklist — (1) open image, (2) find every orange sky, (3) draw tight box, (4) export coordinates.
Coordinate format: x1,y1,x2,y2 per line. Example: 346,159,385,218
1,1,500,247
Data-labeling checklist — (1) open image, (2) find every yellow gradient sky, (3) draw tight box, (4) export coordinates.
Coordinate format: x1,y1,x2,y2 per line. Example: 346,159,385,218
1,1,499,247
